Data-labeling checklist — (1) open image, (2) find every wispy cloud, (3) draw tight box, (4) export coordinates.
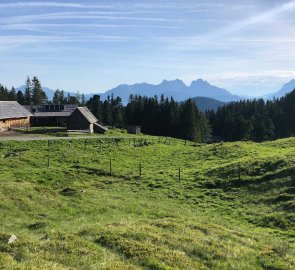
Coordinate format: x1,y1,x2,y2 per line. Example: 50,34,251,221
0,2,112,9
3,11,178,24
155,1,295,52
207,1,295,39
1,23,181,32
0,1,294,94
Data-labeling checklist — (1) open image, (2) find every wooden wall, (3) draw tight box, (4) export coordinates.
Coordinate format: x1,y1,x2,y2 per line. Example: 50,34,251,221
0,117,30,132
67,110,91,133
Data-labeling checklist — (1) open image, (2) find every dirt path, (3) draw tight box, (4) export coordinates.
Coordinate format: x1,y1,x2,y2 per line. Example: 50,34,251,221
0,134,153,142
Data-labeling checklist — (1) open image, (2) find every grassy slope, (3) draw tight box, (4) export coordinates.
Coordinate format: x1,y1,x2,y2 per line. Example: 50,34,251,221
0,136,294,269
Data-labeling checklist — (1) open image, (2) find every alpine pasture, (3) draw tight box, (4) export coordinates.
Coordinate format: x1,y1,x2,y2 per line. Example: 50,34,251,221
0,136,294,269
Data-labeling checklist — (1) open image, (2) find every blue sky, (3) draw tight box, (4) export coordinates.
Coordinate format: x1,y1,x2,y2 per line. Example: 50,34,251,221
0,0,295,95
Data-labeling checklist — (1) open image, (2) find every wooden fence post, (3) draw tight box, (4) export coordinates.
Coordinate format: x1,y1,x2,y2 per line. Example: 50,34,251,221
178,167,181,182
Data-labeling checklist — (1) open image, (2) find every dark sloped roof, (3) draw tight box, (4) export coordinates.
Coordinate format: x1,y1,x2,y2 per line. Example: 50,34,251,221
0,101,33,120
34,111,72,117
77,107,98,123
94,122,108,132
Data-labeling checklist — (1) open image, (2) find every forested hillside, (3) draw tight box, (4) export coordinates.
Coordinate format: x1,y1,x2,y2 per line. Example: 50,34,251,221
1,77,295,143
207,89,295,142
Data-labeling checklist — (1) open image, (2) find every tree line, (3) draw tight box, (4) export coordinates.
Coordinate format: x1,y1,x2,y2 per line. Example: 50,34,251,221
87,94,209,142
124,95,209,141
0,77,48,105
1,77,294,142
206,89,295,142
0,77,86,105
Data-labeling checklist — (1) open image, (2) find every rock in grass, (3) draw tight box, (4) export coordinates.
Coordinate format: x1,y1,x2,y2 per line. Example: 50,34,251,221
60,188,78,196
8,235,17,245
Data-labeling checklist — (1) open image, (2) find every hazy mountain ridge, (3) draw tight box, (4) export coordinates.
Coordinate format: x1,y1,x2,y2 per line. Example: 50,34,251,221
263,79,295,99
16,78,295,107
99,79,241,103
191,97,226,112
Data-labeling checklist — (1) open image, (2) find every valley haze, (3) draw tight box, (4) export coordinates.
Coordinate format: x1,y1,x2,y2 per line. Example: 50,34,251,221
16,78,295,105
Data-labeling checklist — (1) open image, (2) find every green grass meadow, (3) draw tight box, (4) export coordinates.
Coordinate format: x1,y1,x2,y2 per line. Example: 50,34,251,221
0,136,294,269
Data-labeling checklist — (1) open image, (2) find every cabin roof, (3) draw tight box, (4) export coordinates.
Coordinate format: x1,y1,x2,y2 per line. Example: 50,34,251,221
0,101,33,120
34,111,73,117
77,107,98,123
94,122,108,132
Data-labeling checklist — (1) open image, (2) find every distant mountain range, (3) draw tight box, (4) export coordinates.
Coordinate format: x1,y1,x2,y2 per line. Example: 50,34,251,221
16,78,295,111
263,79,295,100
99,79,241,103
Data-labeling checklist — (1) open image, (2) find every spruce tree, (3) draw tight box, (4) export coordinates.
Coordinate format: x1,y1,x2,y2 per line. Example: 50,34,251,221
53,89,61,104
24,77,32,105
32,76,47,104
17,90,25,104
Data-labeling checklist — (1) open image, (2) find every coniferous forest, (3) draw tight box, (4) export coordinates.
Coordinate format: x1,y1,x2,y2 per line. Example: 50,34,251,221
0,78,294,142
207,90,295,142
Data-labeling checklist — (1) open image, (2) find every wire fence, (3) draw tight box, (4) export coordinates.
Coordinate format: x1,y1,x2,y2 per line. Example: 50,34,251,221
1,137,288,186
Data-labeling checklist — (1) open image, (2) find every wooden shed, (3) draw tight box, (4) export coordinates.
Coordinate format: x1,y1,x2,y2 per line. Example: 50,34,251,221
127,125,141,134
25,104,77,127
0,101,33,132
67,107,108,134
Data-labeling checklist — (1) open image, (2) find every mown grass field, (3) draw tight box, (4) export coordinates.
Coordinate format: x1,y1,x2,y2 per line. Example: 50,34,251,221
0,135,294,269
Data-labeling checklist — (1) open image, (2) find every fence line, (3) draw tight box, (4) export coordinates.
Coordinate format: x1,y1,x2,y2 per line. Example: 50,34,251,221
0,138,251,184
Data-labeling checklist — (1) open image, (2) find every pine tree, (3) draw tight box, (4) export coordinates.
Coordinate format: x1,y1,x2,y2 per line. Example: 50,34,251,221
87,95,102,122
179,99,199,141
31,76,47,104
17,90,25,104
60,90,65,104
24,77,32,105
8,87,17,101
81,94,86,106
53,89,61,104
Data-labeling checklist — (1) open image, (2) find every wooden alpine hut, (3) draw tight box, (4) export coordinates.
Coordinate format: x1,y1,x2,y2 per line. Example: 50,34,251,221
0,101,33,132
67,107,108,134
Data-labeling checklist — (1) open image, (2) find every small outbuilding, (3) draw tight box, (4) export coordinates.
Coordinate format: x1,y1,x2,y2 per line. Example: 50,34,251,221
0,101,33,132
67,107,108,134
127,125,141,134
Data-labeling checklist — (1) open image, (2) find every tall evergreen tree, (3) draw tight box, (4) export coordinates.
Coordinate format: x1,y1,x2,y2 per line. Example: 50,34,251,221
24,76,32,105
31,76,47,104
8,87,17,101
87,95,102,122
16,90,25,105
53,89,62,104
